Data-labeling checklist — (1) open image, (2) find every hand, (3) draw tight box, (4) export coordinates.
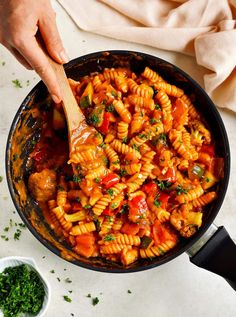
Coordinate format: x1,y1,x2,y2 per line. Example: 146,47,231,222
0,0,68,103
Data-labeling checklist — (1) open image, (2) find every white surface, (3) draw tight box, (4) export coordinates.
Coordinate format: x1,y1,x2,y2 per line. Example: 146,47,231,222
0,1,236,316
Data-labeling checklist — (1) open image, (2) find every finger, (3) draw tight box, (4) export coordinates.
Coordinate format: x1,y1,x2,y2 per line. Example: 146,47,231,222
39,11,69,64
5,44,33,70
16,37,62,103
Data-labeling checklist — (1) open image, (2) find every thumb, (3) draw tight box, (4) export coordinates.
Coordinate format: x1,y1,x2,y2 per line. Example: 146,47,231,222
39,11,69,64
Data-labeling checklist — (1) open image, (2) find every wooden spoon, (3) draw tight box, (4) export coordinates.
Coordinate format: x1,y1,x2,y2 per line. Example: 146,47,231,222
48,58,87,155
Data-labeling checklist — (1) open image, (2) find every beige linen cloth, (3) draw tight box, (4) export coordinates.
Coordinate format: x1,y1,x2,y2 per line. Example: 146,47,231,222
57,0,236,112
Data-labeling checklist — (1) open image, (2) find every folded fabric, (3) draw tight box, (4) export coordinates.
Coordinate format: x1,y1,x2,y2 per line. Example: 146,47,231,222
57,0,236,112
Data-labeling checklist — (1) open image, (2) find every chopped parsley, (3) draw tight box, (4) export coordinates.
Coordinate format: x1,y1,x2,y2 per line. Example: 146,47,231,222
0,264,45,317
149,118,158,124
176,185,187,195
65,278,72,283
106,189,114,196
13,228,22,240
63,295,72,303
50,270,55,274
122,137,128,143
80,95,90,109
120,203,128,214
154,199,161,207
132,144,140,152
159,133,167,143
92,297,99,306
113,160,120,165
104,234,116,242
111,90,118,97
95,178,101,183
111,202,117,209
86,294,91,298
106,104,115,112
155,104,161,110
119,168,127,177
13,154,18,161
127,290,132,294
157,180,172,190
0,176,3,182
84,204,92,209
138,133,147,139
88,114,101,126
12,79,23,88
73,175,82,183
99,142,106,148
205,177,211,183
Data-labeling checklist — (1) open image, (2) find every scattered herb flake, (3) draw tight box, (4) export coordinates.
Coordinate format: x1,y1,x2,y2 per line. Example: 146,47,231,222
84,204,92,209
50,270,55,274
154,200,161,207
13,229,22,240
63,295,72,303
73,175,82,183
176,185,187,195
0,176,3,182
65,278,72,283
104,234,116,242
92,297,99,306
12,79,23,88
106,104,115,112
155,104,161,110
95,178,101,183
13,153,19,161
127,290,132,294
86,294,91,298
106,189,114,196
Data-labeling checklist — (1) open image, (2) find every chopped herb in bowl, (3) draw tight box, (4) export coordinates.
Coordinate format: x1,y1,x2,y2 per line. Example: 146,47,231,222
0,264,45,317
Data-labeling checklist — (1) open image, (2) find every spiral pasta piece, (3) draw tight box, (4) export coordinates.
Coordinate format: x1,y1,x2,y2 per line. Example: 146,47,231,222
52,206,73,232
128,79,153,98
140,240,176,258
154,82,184,97
192,192,217,208
117,121,129,140
128,95,155,111
105,143,120,170
113,100,132,123
176,185,204,204
70,221,96,235
142,66,164,83
111,139,141,159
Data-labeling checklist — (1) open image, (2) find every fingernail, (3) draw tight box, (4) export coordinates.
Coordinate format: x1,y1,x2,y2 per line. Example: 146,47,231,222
52,94,61,104
59,50,69,64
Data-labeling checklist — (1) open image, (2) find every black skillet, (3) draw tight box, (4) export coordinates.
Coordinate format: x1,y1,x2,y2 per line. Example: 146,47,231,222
5,50,236,290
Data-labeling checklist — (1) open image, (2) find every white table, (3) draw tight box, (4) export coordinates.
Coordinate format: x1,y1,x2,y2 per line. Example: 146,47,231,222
0,1,236,316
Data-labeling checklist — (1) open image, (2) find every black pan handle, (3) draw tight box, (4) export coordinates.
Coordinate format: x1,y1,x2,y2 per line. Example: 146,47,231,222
189,226,236,291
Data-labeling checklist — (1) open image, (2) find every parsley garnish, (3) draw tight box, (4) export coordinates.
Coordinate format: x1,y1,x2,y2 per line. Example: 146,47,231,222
119,168,127,177
13,154,18,161
73,175,82,183
0,176,3,183
12,79,22,88
157,180,172,190
176,185,187,195
95,178,101,183
122,137,128,143
154,199,161,207
132,144,140,152
50,270,55,274
106,104,115,112
65,278,72,283
138,133,147,139
92,297,99,306
155,104,161,110
104,234,116,242
14,229,22,240
127,290,132,294
57,185,65,191
111,90,118,97
84,204,92,209
205,177,211,183
88,114,101,126
63,295,72,303
86,294,91,298
0,264,45,316
106,189,114,196
149,118,158,124
80,95,90,109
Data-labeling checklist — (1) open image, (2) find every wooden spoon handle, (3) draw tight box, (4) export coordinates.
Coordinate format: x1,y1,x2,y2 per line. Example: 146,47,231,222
48,58,85,133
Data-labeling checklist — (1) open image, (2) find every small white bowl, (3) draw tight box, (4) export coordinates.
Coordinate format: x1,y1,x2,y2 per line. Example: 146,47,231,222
0,256,51,317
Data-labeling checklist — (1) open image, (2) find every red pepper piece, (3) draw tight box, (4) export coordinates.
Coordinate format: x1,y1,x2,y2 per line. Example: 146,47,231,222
142,182,157,194
98,112,110,134
102,208,115,216
101,173,119,189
